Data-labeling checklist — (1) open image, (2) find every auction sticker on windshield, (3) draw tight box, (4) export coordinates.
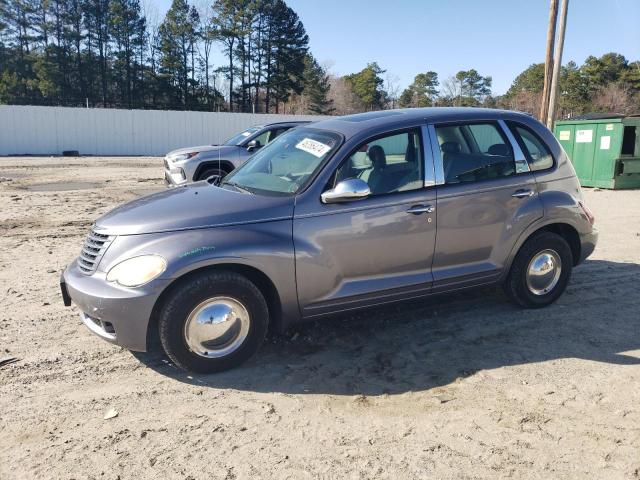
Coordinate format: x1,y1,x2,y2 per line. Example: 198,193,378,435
296,138,331,158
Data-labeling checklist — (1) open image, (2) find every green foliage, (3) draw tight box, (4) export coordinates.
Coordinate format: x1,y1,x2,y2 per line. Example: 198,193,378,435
159,0,198,106
398,71,438,108
505,63,545,96
581,52,628,90
302,54,333,114
502,53,640,117
264,0,308,112
0,0,312,112
454,69,492,106
344,62,386,110
1,0,638,120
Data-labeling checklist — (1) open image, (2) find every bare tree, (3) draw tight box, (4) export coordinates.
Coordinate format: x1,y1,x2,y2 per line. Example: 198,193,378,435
592,83,634,114
438,76,461,106
384,73,401,109
327,75,363,114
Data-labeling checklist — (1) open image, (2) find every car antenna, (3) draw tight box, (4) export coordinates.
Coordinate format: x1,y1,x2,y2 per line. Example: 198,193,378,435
216,133,222,185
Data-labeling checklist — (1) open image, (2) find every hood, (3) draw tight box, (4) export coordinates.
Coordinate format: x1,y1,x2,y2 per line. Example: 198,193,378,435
166,144,236,157
95,183,295,235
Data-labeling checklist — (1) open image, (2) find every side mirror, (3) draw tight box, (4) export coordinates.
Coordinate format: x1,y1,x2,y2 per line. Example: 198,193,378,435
247,139,261,152
321,178,371,204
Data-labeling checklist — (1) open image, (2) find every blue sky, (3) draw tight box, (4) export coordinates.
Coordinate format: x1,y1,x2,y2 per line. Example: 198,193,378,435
151,0,640,95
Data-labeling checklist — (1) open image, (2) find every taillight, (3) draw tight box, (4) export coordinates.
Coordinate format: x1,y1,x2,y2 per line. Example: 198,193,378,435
578,201,595,225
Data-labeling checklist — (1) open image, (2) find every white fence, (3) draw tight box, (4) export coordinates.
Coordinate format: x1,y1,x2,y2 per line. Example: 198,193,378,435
0,105,327,156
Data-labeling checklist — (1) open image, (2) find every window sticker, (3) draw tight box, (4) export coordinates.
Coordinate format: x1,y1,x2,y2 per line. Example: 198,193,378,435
241,131,251,137
296,138,331,158
600,135,611,150
576,129,593,143
559,130,570,141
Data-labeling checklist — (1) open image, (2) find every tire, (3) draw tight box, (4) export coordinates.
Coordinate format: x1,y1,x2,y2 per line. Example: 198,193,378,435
503,231,573,308
158,271,269,373
196,167,227,182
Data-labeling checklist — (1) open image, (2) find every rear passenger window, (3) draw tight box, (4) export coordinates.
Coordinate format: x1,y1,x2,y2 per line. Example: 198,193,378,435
510,124,554,171
334,130,423,195
435,123,516,185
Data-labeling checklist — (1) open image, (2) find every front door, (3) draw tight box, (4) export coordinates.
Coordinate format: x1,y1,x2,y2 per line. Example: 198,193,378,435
430,120,544,291
294,128,437,317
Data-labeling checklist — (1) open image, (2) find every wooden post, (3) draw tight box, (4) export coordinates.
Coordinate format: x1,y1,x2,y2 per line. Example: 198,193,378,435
547,0,569,129
540,0,558,122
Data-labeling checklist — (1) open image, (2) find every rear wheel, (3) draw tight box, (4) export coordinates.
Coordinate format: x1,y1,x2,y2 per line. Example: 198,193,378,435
503,231,573,308
158,271,269,373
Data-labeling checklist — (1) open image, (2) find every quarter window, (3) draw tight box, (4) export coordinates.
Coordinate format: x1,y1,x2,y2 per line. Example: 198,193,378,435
334,130,423,196
510,124,554,171
435,122,516,184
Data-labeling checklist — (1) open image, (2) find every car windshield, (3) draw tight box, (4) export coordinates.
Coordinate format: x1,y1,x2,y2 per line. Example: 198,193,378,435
223,127,261,146
221,128,341,195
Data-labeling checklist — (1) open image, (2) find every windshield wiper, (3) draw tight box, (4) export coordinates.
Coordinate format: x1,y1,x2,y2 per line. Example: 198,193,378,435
221,180,253,194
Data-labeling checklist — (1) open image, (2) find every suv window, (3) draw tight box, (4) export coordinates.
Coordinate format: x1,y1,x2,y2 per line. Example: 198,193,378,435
435,122,515,184
252,129,271,147
269,127,290,143
253,127,291,148
334,130,423,196
510,123,554,171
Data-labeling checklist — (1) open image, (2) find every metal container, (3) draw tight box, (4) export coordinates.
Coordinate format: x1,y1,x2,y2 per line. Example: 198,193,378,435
554,114,640,189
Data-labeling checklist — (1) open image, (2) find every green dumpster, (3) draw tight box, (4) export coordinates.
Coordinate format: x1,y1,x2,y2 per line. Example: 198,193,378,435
554,114,640,189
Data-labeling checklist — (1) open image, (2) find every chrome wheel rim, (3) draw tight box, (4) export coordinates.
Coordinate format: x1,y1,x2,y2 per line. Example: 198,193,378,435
526,249,562,296
184,296,250,358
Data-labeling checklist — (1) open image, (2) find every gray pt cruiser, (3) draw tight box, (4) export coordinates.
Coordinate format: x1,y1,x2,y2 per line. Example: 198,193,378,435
61,108,598,373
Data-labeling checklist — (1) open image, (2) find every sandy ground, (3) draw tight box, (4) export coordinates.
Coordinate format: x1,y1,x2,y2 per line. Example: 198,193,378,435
0,156,639,480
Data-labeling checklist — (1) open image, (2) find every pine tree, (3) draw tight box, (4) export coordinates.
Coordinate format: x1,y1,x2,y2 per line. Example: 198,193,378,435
158,0,197,107
398,71,438,108
344,62,386,110
263,0,307,113
302,53,332,114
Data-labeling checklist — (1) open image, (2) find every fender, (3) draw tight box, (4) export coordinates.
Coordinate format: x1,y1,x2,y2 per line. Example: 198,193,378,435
98,221,300,333
502,188,590,278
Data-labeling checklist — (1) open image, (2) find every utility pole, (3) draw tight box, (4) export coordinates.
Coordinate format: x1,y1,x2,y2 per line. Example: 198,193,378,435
547,0,569,129
540,0,558,123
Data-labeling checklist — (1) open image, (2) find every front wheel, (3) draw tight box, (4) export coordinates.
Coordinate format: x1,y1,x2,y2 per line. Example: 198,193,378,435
158,271,269,373
196,168,227,182
503,231,573,308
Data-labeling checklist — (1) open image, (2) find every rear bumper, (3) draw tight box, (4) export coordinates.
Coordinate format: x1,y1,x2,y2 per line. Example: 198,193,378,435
62,260,172,351
578,228,598,265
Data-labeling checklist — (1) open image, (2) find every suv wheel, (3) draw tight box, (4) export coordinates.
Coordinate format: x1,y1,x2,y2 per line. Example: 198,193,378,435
503,231,573,308
158,271,269,373
197,167,227,182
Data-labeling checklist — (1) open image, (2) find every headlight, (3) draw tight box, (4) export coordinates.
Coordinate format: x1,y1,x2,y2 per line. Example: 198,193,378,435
171,152,198,162
106,255,167,287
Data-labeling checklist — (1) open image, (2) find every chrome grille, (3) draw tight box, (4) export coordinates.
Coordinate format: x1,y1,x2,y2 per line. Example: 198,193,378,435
78,229,113,275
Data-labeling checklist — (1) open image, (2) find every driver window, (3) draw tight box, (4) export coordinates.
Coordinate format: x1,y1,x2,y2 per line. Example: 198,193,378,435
435,122,516,185
334,130,424,196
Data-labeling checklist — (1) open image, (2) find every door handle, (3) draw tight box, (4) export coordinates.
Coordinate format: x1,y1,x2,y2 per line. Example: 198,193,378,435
407,204,435,214
512,189,534,198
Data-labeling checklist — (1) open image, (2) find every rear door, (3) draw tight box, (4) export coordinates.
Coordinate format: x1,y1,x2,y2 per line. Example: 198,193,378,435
430,120,543,291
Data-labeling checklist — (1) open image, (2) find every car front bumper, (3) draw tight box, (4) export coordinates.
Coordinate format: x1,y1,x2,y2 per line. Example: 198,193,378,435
62,259,172,351
164,157,188,186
